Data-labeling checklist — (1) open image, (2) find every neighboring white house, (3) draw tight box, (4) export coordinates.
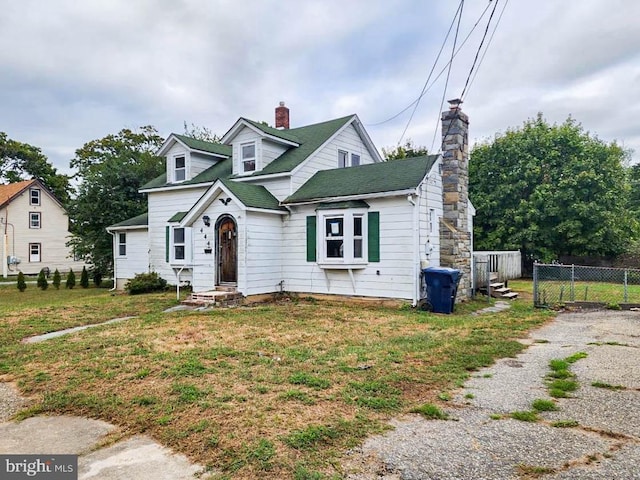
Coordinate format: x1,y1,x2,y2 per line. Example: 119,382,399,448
0,179,85,276
108,101,474,303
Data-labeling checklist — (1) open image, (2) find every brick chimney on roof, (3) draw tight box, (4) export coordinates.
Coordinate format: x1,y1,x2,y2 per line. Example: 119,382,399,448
275,101,290,129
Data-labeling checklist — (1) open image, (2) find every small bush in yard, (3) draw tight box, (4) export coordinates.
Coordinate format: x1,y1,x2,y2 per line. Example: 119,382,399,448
52,269,61,289
37,270,48,290
92,269,102,287
17,272,27,292
80,266,89,288
66,269,76,289
125,272,167,295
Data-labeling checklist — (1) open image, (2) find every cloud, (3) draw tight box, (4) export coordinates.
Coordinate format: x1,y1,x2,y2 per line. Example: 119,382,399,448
0,0,638,173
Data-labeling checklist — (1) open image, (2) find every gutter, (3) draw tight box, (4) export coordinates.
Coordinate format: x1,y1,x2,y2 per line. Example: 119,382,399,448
107,230,117,291
407,192,419,307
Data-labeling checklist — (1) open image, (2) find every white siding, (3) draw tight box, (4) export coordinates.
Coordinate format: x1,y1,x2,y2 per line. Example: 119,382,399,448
1,186,85,275
247,177,292,202
244,211,283,295
147,188,207,285
282,197,416,300
231,127,262,176
261,139,288,170
419,157,443,268
113,229,149,288
191,152,219,178
291,123,376,191
191,196,243,292
165,143,188,183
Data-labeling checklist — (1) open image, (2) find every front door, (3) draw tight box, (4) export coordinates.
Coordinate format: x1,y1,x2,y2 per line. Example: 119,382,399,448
217,216,237,284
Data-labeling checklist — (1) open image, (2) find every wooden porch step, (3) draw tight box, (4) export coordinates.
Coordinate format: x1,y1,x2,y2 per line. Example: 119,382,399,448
489,282,505,289
501,291,519,299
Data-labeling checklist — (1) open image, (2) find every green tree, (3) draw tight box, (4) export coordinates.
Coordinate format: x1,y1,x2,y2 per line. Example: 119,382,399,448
382,139,429,161
0,132,71,204
183,122,220,143
67,126,164,276
37,269,48,290
17,271,26,292
66,269,76,289
470,114,637,262
52,268,61,289
80,266,89,288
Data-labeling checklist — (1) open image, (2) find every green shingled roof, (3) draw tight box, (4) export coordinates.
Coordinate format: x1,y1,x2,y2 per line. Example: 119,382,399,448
236,116,355,177
220,178,286,211
168,211,188,222
108,213,148,229
140,159,232,190
284,155,439,204
172,134,232,157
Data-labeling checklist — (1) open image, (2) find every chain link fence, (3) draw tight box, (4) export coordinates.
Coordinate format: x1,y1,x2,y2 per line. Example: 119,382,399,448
533,263,640,307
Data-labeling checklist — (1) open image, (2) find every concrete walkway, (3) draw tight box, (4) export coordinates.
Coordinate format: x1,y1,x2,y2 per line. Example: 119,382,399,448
345,310,640,479
0,407,210,479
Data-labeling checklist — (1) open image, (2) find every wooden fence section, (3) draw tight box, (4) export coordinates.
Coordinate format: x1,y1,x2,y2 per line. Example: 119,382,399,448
473,251,522,290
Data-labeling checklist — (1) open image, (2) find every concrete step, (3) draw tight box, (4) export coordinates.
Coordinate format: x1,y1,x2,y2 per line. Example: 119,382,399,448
183,289,243,307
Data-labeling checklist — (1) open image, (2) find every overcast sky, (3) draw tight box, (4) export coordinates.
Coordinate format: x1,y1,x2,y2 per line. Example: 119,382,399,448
1,0,639,175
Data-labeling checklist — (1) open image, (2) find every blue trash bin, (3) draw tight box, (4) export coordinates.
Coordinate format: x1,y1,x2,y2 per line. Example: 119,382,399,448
422,267,462,314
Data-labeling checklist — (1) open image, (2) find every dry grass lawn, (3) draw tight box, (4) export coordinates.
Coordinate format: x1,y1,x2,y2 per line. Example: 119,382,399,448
0,285,554,479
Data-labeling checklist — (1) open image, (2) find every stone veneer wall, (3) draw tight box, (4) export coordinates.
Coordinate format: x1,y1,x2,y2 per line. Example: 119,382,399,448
440,100,472,299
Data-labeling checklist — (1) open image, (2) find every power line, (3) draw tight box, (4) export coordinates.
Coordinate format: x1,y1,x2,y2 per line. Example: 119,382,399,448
396,0,463,146
438,0,503,152
465,0,509,100
367,0,493,128
430,1,465,152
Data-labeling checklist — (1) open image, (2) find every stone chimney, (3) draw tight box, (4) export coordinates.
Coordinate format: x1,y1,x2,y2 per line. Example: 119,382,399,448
275,101,290,129
440,98,472,299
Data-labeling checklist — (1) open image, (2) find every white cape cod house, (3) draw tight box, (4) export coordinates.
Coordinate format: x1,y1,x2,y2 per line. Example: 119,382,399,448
108,101,474,304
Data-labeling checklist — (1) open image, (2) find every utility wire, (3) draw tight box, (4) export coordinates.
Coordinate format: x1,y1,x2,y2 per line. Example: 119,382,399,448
367,0,493,128
459,0,500,101
429,0,465,152
396,0,463,146
465,0,509,100
439,0,502,152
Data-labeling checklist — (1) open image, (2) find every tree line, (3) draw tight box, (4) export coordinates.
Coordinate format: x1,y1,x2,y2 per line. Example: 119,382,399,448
1,113,638,278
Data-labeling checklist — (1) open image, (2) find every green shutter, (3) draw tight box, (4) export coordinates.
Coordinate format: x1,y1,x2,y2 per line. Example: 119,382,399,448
165,226,170,263
306,216,316,262
368,212,380,262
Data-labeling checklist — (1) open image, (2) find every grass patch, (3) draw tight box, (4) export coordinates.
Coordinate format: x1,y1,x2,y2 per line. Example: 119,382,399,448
464,393,475,399
518,464,556,476
410,403,448,420
551,420,579,428
510,410,538,422
591,381,626,390
0,287,554,479
531,399,558,412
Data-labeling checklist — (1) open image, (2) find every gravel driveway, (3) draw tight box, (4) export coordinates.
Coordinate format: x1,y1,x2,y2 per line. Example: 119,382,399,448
344,310,640,479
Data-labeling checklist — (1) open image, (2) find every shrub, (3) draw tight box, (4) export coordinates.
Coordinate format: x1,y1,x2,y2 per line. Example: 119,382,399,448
37,269,48,290
92,269,102,287
52,269,61,289
80,266,89,288
125,272,167,295
17,271,27,292
66,269,76,289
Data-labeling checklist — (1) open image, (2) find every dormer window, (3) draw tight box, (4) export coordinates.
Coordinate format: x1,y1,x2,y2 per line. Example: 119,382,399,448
338,150,361,168
174,156,186,182
242,142,256,173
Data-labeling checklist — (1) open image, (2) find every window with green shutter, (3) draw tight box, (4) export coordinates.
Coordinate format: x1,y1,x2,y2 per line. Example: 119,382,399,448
368,211,380,262
306,216,316,262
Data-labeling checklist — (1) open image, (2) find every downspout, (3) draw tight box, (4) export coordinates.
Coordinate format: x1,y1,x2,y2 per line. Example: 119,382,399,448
108,230,117,291
407,193,419,307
